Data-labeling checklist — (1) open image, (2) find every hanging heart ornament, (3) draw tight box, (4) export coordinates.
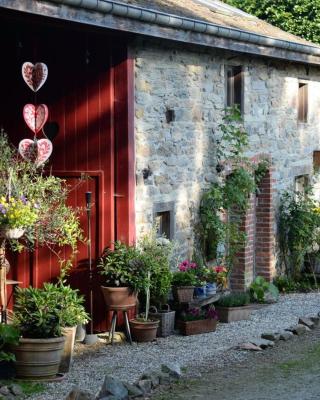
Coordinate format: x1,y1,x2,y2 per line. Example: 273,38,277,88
18,138,53,166
23,104,49,134
22,62,48,92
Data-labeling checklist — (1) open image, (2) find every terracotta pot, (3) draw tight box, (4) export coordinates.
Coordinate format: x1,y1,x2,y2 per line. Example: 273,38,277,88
12,336,65,380
101,286,137,310
59,326,76,373
172,286,194,303
129,319,160,342
215,305,252,323
178,318,218,336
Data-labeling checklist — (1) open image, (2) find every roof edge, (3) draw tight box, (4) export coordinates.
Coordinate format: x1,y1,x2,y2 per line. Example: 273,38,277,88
47,0,320,57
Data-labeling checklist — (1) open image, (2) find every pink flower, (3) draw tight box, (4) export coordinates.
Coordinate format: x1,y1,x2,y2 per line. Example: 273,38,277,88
179,264,187,272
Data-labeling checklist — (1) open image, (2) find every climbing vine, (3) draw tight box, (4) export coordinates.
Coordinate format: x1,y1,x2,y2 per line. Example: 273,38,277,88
198,107,269,269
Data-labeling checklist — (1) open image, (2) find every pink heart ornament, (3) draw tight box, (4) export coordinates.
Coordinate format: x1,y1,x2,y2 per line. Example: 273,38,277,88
23,104,49,134
19,138,53,167
22,62,48,92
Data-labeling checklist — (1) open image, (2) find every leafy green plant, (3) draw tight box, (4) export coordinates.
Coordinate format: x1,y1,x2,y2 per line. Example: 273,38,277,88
172,271,197,287
180,306,218,322
279,190,320,281
14,284,63,338
216,292,250,307
0,324,20,362
250,276,279,303
198,107,268,270
0,131,83,262
137,230,174,307
98,241,147,293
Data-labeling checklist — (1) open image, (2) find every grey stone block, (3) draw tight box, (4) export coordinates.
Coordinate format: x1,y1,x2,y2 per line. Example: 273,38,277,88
249,338,275,349
161,363,182,379
298,317,315,329
285,324,308,336
137,379,152,395
140,370,160,388
65,387,95,400
261,332,280,342
123,383,143,399
96,376,128,400
279,331,294,341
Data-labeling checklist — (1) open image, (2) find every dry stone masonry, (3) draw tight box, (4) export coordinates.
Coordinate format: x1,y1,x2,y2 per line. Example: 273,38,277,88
133,39,320,287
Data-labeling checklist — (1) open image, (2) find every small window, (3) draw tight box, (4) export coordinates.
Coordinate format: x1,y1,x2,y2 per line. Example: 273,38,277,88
226,66,243,112
313,151,320,172
298,82,308,123
155,211,171,239
295,175,309,195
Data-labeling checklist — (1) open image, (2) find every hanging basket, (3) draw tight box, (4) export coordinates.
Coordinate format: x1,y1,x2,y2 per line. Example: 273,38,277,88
0,227,25,240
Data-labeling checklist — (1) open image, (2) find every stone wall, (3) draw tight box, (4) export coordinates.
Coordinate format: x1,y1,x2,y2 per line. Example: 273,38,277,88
133,39,320,283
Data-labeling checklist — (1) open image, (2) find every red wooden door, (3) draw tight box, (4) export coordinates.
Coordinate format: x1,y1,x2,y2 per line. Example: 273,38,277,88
0,16,134,330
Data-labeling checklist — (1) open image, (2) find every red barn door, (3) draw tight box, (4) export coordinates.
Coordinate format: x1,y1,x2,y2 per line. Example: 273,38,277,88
0,15,135,330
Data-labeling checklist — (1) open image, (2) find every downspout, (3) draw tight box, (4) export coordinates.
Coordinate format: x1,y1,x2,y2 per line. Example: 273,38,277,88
47,0,320,57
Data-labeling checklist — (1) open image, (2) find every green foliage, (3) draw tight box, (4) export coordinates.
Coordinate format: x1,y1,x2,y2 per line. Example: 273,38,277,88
0,131,83,260
199,108,268,268
279,190,320,280
216,292,250,307
137,230,174,308
250,276,279,303
274,274,319,293
14,284,62,339
0,324,20,362
98,241,147,293
223,0,320,45
172,271,197,287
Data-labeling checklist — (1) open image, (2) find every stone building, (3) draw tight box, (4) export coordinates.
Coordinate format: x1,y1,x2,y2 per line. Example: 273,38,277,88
1,0,320,308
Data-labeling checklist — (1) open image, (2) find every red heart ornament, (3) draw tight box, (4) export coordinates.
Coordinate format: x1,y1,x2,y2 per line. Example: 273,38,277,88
19,138,53,167
23,104,49,134
22,62,48,92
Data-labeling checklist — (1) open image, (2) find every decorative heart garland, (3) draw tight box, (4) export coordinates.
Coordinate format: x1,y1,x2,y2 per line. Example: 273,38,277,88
23,104,49,134
18,138,53,167
22,62,48,92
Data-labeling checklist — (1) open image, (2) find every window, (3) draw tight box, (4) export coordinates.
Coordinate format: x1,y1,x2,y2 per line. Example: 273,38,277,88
298,82,308,123
153,202,175,240
313,151,320,172
226,66,243,112
295,175,309,195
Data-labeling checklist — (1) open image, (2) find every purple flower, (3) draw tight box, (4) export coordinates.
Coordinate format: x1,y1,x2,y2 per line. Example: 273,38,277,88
20,195,27,204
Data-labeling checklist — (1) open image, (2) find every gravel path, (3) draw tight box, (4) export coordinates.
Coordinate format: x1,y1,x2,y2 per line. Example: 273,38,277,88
30,293,320,400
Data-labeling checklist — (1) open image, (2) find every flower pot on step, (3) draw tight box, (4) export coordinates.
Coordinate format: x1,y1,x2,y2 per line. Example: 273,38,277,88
12,336,65,380
129,319,160,342
101,286,137,310
178,318,218,336
172,286,194,303
59,326,76,374
215,305,251,323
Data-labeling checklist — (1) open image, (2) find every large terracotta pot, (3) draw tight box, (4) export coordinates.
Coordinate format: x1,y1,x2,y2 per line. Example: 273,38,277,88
101,286,137,310
59,326,76,373
129,319,160,342
12,337,65,380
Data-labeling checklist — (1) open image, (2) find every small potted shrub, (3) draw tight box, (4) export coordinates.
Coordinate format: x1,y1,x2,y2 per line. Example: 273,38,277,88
172,260,197,303
215,292,251,322
178,306,218,336
250,276,279,303
12,284,66,380
54,284,89,373
140,232,176,337
98,241,144,310
0,324,20,379
130,271,160,342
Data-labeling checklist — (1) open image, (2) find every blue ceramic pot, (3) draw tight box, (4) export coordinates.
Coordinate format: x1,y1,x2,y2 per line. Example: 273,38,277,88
206,283,217,295
194,286,206,299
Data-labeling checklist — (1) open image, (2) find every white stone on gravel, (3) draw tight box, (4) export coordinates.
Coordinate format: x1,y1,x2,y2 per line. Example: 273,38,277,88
29,293,320,400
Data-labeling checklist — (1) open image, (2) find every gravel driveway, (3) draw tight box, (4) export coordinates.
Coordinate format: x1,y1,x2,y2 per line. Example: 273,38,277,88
30,292,320,400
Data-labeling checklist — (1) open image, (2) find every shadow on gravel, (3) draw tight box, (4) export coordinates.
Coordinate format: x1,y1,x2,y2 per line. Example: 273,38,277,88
152,328,320,400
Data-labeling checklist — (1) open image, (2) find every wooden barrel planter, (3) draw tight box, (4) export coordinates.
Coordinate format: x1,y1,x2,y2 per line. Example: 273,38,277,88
12,337,65,380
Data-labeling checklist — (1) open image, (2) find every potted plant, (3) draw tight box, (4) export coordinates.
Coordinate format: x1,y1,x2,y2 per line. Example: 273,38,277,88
130,271,160,342
172,260,197,303
53,284,89,374
215,292,251,322
11,284,66,380
178,306,218,336
0,324,20,379
98,241,144,310
139,231,175,337
205,268,217,296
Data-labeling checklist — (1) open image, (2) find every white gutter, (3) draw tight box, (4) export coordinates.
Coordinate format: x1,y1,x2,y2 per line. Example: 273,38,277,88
46,0,320,57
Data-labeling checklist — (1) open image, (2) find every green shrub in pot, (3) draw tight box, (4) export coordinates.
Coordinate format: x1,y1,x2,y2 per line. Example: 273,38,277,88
216,292,250,308
0,324,20,379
